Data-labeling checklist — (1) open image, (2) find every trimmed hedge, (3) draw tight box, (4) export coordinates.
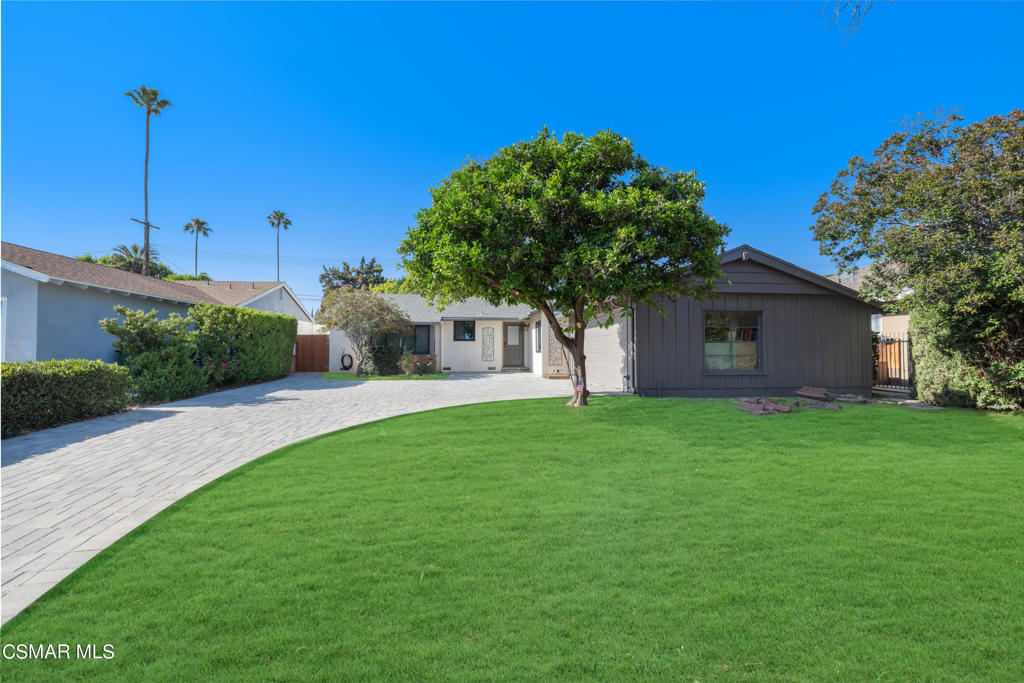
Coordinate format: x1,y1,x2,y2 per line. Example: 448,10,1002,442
190,304,298,385
1,360,134,437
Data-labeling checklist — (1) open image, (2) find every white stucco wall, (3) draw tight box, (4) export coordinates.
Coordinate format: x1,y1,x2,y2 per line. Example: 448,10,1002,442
436,321,532,374
327,329,355,373
1,269,40,362
243,286,312,321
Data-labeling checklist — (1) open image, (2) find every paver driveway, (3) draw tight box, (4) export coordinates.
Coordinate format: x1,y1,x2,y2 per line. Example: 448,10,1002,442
0,372,585,624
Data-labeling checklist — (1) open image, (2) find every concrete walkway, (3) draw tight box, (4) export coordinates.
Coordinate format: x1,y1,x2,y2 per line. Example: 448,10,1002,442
1,372,584,624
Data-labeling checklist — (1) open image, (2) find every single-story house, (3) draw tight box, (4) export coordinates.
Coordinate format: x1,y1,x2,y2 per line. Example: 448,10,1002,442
1,241,311,363
328,245,879,397
631,245,882,397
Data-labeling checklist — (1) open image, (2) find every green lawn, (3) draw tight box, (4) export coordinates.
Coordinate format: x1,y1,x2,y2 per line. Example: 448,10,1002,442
322,371,450,381
2,397,1022,681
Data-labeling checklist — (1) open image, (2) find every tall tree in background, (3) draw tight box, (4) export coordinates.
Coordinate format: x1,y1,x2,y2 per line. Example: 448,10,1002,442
183,218,212,276
812,110,1024,410
319,257,386,292
266,210,292,280
124,86,172,277
401,128,728,406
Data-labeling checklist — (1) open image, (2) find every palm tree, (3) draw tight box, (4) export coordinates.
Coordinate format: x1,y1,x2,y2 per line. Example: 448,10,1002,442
124,86,172,276
183,218,212,276
112,244,158,274
266,210,292,280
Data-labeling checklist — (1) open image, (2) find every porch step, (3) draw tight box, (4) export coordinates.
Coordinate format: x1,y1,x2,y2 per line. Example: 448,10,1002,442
501,367,530,373
873,387,912,400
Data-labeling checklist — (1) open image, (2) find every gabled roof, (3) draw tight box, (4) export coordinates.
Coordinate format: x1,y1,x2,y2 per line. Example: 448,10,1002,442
720,244,879,307
1,242,220,305
174,280,312,321
172,280,283,306
379,294,534,322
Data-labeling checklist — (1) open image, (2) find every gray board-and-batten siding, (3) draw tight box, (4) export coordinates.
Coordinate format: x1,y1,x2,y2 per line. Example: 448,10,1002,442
633,246,879,398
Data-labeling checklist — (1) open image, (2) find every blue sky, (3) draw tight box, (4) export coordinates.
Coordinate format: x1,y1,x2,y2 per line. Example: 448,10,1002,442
3,1,1022,313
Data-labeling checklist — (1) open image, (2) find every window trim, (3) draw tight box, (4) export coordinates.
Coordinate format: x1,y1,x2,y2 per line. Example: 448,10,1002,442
534,321,541,353
453,320,476,342
702,310,765,375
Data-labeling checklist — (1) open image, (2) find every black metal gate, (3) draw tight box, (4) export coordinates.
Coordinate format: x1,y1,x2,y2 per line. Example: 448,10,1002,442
875,335,913,389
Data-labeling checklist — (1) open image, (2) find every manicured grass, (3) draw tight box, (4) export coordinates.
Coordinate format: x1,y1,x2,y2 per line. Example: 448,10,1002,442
322,371,450,381
2,398,1022,680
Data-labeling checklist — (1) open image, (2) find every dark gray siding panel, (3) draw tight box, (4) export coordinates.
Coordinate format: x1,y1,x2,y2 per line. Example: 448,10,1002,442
636,291,873,397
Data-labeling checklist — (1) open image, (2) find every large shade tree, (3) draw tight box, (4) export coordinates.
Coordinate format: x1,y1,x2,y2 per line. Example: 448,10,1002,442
812,109,1024,409
400,129,729,406
124,86,172,277
315,288,412,376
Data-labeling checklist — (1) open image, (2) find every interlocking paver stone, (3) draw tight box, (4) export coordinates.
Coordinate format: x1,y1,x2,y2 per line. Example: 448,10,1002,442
1,372,586,623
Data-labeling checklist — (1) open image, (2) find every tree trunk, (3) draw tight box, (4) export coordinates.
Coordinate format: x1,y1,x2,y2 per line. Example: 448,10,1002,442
194,230,199,276
276,226,280,281
143,107,151,277
535,297,590,407
566,326,589,407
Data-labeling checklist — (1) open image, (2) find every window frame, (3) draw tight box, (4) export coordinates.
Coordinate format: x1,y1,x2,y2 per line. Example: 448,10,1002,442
453,320,476,342
702,310,764,375
535,321,541,353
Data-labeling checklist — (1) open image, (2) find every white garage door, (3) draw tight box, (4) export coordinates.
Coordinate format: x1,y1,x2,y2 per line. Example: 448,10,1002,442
584,314,628,391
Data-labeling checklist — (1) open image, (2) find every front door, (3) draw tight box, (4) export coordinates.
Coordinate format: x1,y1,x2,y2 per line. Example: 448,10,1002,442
503,323,524,367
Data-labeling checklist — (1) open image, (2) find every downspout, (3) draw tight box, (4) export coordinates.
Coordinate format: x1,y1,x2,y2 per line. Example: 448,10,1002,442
628,298,638,394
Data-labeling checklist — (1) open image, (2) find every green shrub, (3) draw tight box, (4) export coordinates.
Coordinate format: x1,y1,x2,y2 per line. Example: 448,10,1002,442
1,360,134,437
911,308,975,407
100,306,192,357
399,352,434,377
126,345,211,403
189,304,297,385
100,305,206,402
363,344,401,376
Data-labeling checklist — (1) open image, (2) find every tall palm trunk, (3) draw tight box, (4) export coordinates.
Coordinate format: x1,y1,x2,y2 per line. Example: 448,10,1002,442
143,107,151,277
194,230,199,276
276,226,280,280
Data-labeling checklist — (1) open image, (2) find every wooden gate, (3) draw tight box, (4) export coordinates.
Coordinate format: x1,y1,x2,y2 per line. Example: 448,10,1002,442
295,334,330,372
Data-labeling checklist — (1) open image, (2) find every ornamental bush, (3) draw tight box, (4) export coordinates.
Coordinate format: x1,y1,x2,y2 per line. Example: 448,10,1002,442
1,360,134,437
189,304,297,385
363,344,402,376
125,345,211,403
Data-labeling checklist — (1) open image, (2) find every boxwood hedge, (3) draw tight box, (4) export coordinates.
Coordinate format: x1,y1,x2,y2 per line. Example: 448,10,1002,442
1,359,134,437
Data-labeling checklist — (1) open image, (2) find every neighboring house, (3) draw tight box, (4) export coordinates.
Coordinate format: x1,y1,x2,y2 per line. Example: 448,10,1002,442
827,265,909,338
326,245,878,396
1,242,310,363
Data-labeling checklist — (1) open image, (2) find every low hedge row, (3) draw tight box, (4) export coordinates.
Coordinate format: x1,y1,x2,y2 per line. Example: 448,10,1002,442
1,360,134,437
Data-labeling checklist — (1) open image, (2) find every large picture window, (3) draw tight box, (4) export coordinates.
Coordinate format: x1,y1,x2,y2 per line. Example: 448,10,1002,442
704,311,759,371
454,321,475,341
382,325,431,354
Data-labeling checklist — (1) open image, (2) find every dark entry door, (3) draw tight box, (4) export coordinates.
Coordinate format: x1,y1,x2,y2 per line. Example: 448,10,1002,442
503,324,524,367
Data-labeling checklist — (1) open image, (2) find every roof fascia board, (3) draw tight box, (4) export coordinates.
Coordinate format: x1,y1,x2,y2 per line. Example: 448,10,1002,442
720,245,878,304
1,260,51,282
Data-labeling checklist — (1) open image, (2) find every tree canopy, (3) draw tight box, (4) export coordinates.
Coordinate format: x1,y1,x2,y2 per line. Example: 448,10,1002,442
320,257,386,292
370,277,419,294
812,109,1024,409
400,128,729,405
315,288,411,376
